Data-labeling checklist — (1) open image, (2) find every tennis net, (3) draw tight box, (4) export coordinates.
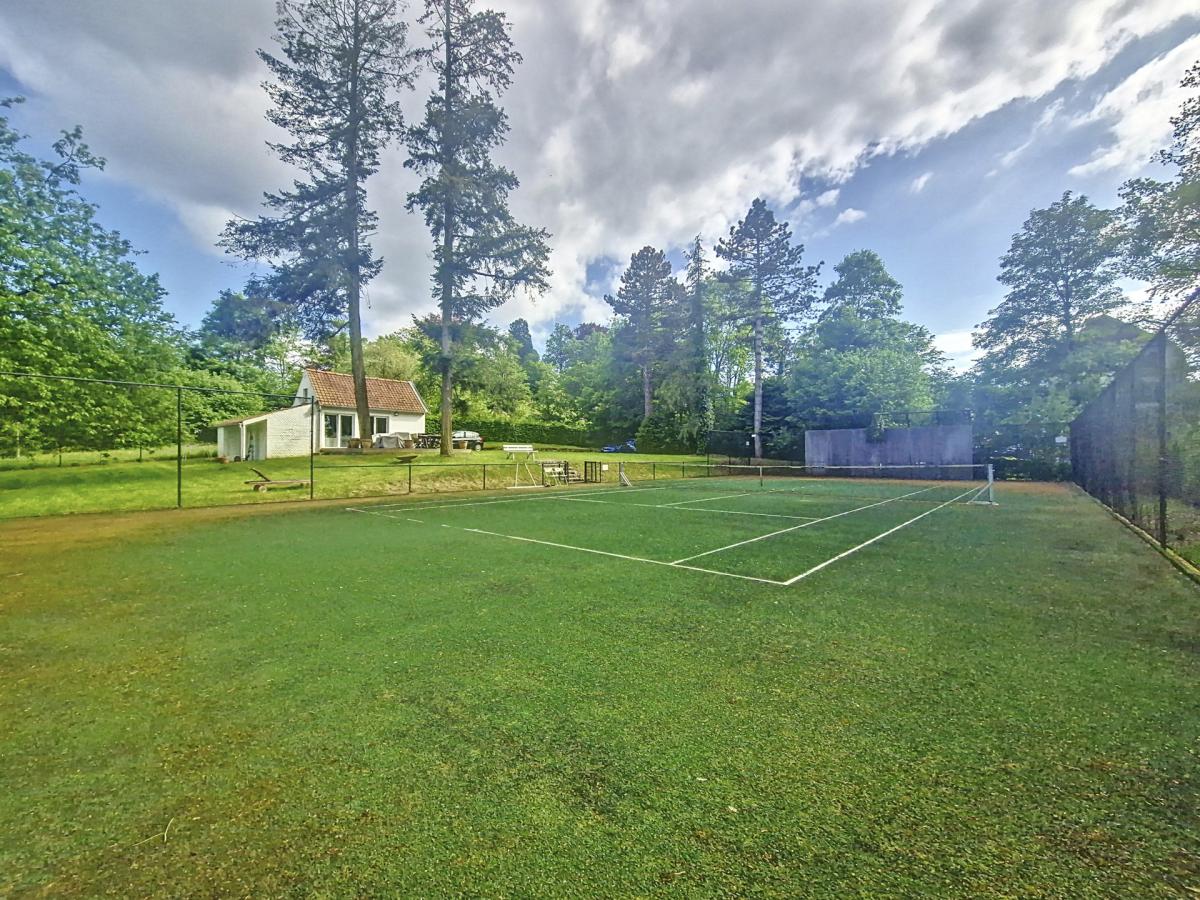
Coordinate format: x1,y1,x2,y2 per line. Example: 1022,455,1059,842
617,462,995,504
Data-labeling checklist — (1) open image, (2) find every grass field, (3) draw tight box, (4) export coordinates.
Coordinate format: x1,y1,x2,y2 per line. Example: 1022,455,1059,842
2,478,1198,896
0,448,705,519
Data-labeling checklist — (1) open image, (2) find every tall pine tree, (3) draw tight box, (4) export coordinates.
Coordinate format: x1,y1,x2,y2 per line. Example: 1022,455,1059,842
405,0,550,455
222,0,419,443
605,246,674,422
716,198,820,457
682,236,713,450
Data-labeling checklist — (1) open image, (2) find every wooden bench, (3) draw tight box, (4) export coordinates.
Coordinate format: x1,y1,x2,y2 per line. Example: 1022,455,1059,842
503,444,537,459
244,467,311,492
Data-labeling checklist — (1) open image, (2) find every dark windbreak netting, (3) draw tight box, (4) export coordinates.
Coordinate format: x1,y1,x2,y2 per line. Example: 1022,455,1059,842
618,461,994,504
1071,291,1200,561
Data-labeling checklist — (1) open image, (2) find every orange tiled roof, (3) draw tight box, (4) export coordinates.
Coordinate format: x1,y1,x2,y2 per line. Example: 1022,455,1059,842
305,369,427,415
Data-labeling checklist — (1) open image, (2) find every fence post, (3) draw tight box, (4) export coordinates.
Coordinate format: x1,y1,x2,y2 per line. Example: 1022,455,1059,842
652,462,656,480
308,397,315,500
1157,333,1169,548
176,386,183,509
408,463,413,494
483,464,488,491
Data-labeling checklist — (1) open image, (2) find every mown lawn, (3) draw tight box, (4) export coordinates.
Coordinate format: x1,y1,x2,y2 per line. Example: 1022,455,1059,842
0,448,706,519
1,483,1197,896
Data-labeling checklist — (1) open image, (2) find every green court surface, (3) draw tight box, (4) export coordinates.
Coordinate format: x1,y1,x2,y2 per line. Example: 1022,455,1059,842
349,473,994,586
2,479,1197,896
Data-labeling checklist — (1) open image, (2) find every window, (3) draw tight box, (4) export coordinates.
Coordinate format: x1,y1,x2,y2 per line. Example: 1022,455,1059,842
372,416,389,436
324,414,356,448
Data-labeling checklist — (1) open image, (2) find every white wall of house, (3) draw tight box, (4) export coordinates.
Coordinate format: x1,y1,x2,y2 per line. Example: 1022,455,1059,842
216,425,239,458
215,405,314,460
267,403,315,457
294,370,315,407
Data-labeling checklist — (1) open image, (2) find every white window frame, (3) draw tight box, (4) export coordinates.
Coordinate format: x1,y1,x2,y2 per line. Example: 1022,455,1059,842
323,413,356,448
372,415,389,436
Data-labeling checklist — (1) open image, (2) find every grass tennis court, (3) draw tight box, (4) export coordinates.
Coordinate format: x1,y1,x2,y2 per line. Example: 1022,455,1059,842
349,469,995,586
2,479,1198,895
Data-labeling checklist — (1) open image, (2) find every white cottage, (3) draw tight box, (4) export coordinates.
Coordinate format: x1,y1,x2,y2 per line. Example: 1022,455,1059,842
214,368,427,460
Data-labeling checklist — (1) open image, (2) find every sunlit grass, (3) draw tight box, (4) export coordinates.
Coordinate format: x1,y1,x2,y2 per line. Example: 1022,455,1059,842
1,483,1197,895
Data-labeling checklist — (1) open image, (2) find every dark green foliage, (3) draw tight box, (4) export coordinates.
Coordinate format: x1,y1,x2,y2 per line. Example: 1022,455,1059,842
507,318,539,365
1117,62,1200,300
716,198,821,456
973,193,1136,426
821,249,903,319
0,101,184,454
605,245,675,422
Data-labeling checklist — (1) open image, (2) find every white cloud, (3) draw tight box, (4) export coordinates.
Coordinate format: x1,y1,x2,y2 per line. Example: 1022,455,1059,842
993,97,1065,172
934,330,983,371
1069,32,1200,177
0,0,1193,336
909,171,933,193
833,207,867,226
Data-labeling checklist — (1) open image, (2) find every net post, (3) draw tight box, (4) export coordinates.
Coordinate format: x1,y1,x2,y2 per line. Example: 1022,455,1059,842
176,386,183,509
986,463,995,505
759,465,763,488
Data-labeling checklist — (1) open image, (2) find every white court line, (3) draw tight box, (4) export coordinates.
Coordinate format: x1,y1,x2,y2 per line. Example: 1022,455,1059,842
783,484,983,584
670,486,936,564
452,526,787,585
660,492,755,507
366,485,665,513
346,506,786,585
551,494,819,521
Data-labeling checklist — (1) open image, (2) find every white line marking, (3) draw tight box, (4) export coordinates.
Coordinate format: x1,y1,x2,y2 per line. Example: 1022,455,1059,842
669,486,937,564
551,494,819,521
452,526,787,585
365,485,665,513
346,505,786,584
660,492,755,507
783,485,981,584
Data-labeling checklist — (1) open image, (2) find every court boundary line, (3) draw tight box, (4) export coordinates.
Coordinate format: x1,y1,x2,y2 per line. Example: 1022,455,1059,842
660,492,755,507
550,494,820,521
670,486,937,564
783,484,986,584
367,485,664,513
347,481,988,588
345,506,788,585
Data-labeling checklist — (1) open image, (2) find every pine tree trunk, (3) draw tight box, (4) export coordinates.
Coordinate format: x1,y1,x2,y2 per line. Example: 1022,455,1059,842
438,0,454,458
752,315,763,459
347,2,371,448
642,364,653,421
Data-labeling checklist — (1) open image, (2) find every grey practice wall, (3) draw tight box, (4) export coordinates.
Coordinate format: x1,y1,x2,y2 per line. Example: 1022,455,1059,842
804,424,973,468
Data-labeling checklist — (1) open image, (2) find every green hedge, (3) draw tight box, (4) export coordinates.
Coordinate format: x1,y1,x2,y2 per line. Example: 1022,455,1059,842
427,419,599,447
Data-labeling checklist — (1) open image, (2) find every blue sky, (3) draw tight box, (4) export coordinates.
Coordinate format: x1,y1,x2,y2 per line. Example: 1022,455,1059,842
1,2,1197,369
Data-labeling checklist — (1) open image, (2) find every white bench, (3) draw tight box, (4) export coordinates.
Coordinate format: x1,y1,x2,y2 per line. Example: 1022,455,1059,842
504,444,537,459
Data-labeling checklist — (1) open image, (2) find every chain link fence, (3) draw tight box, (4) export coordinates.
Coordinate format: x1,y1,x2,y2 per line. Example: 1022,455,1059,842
1071,290,1200,562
